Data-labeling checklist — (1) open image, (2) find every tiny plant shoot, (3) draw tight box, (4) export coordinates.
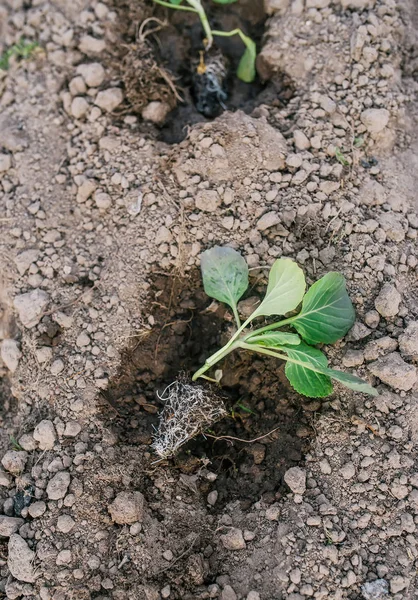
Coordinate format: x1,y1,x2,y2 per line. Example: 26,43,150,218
151,0,256,83
192,246,377,398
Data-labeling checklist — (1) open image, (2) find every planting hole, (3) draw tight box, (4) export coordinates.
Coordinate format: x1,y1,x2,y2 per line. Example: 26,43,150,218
117,0,294,143
102,271,317,508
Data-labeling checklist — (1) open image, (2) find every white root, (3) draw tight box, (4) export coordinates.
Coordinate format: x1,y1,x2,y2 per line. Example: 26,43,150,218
152,379,227,458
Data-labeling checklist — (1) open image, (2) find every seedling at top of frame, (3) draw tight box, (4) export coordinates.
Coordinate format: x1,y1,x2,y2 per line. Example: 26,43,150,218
192,246,377,399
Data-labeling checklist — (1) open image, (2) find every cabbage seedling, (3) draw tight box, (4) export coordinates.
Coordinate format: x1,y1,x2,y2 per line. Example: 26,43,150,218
192,246,377,398
151,0,257,83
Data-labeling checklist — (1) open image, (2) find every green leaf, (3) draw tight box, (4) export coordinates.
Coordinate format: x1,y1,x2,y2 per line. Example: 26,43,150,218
326,368,378,396
283,343,333,398
201,246,249,312
252,258,305,319
169,0,183,4
246,331,301,347
237,38,257,83
335,147,349,167
291,272,355,345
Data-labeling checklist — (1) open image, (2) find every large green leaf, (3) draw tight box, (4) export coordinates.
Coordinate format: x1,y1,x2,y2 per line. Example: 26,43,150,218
237,39,256,83
291,272,355,344
326,368,378,396
200,246,248,312
252,258,305,319
246,331,301,347
283,343,333,398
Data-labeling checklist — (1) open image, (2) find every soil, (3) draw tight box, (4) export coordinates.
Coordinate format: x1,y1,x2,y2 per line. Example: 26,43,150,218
1,0,418,599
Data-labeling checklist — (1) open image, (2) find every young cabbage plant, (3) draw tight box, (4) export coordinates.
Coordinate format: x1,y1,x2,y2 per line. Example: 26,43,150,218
192,246,377,398
151,0,256,83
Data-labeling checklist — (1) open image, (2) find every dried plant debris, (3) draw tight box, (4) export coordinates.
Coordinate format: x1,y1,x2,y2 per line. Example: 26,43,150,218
152,378,227,458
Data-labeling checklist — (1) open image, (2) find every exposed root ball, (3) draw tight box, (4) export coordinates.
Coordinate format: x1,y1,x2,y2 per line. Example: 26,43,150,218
191,49,229,118
152,379,227,458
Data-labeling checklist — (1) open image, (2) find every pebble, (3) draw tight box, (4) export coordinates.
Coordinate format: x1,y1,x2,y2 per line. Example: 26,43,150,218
56,549,72,565
220,528,246,550
342,349,364,367
364,310,380,328
57,514,75,533
76,180,96,203
222,585,237,600
76,62,105,87
94,191,112,209
390,575,409,593
64,421,81,437
76,332,90,347
284,467,306,494
207,491,218,506
340,462,356,480
13,289,49,328
1,450,28,474
363,337,397,361
161,585,171,599
246,593,261,600
8,534,36,583
399,321,418,359
95,88,124,112
14,249,39,275
50,359,65,375
142,101,171,124
108,491,146,524
257,211,281,231
195,189,221,212
79,35,106,54
293,130,310,150
265,504,280,520
0,153,12,172
374,283,401,317
369,352,417,391
361,578,389,600
46,471,71,500
0,339,21,373
360,108,390,134
28,501,46,518
33,420,57,450
0,516,24,537
71,97,89,119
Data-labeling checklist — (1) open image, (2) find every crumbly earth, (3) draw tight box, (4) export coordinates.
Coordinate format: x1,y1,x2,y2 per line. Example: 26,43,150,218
0,0,418,599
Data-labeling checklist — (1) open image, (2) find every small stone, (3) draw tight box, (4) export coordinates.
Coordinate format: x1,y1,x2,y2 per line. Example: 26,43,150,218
33,420,56,450
69,76,87,96
108,491,146,524
363,337,397,362
35,347,53,364
391,482,408,500
15,249,39,275
95,88,124,112
361,108,390,134
238,297,260,318
94,191,112,209
289,568,301,584
319,181,340,195
220,528,246,550
71,97,89,119
76,332,90,347
361,579,389,600
342,350,364,367
50,359,64,375
46,471,71,500
64,421,81,437
0,339,21,373
246,593,261,600
222,585,237,600
0,153,12,172
265,504,280,520
14,289,49,328
76,62,105,87
76,179,96,203
319,95,336,113
18,434,36,452
161,585,171,599
293,130,310,150
8,534,36,583
399,321,418,360
207,491,218,506
163,550,173,561
340,462,355,480
307,516,321,526
155,225,172,244
368,352,417,391
364,310,380,329
347,322,372,341
390,575,409,594
142,101,171,124
28,501,46,518
284,467,306,494
195,190,221,213
257,211,281,231
374,284,401,317
57,514,75,533
79,35,106,54
0,516,24,537
1,450,28,474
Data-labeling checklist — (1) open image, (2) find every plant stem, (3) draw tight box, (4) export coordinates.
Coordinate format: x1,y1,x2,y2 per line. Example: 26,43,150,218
242,316,296,340
152,0,198,12
232,305,241,329
192,340,239,381
211,27,253,52
152,0,213,47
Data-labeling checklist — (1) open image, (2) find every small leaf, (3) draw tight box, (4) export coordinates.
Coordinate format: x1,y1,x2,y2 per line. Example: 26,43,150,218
326,368,378,396
237,38,257,83
201,246,249,312
246,331,301,347
283,343,333,398
291,272,355,344
354,136,364,148
335,147,349,167
252,258,305,319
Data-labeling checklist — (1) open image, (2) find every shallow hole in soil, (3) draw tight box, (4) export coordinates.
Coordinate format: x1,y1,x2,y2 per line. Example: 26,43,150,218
119,0,294,143
103,270,318,507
